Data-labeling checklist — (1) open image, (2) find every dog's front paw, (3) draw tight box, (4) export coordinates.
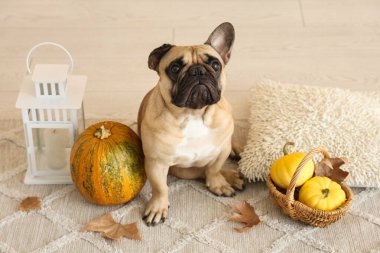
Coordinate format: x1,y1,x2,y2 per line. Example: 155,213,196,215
206,173,235,197
221,169,245,191
143,196,169,226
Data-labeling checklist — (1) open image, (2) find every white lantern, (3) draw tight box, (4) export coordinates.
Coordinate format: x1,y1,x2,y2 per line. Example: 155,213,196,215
16,42,87,184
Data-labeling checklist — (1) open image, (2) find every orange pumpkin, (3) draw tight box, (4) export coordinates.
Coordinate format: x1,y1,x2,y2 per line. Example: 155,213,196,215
70,121,146,205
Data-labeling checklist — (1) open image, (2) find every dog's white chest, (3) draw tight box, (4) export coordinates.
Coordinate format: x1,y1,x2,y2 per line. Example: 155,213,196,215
175,117,220,167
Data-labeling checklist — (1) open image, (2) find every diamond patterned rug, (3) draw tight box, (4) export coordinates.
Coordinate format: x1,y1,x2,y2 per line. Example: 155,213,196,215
1,118,380,253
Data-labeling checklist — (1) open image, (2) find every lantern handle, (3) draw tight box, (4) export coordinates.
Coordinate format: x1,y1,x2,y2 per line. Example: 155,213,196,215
26,42,74,74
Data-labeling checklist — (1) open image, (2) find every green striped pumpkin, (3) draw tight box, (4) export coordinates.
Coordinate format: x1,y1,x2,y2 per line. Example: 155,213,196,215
70,121,146,205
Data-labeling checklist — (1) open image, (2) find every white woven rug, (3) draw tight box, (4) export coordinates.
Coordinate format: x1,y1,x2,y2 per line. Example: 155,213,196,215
1,118,380,253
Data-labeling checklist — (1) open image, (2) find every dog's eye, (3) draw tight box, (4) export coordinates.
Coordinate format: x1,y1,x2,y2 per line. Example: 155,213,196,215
211,60,220,71
170,64,180,74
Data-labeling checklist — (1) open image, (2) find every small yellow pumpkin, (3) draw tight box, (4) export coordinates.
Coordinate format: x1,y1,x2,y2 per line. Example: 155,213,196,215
299,176,346,211
270,142,314,189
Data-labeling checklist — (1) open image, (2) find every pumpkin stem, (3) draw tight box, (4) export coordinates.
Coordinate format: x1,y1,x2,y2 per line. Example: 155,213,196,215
94,125,111,140
322,188,330,198
282,142,295,156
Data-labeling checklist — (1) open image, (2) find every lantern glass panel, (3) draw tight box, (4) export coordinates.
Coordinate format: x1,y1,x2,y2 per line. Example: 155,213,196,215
27,123,74,174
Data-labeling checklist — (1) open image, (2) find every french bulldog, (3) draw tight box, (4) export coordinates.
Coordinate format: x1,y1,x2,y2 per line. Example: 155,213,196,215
138,22,244,226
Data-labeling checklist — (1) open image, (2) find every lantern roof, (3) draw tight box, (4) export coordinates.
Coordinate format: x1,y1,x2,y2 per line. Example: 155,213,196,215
32,64,69,83
16,75,86,109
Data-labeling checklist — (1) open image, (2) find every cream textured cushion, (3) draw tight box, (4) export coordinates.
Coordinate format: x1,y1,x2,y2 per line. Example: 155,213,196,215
238,80,380,187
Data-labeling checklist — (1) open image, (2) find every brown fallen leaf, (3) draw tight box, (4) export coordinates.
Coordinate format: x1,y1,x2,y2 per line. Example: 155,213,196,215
81,213,141,241
229,201,260,233
315,157,349,183
19,196,41,212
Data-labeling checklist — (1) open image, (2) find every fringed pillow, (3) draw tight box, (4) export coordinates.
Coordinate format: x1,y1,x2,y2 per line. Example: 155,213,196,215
238,80,380,187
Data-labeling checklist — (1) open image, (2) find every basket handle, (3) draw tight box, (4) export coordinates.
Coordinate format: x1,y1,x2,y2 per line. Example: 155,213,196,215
285,147,331,208
26,42,74,74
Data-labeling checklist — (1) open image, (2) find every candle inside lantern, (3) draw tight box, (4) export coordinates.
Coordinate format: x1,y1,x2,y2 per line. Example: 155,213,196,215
44,129,67,170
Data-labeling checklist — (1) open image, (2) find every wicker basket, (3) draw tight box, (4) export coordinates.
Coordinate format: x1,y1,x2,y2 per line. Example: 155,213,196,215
266,147,353,228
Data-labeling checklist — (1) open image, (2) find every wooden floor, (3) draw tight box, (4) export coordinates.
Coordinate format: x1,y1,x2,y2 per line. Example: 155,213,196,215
0,0,379,120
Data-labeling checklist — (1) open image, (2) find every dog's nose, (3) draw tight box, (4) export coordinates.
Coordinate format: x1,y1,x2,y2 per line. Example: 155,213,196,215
189,65,207,76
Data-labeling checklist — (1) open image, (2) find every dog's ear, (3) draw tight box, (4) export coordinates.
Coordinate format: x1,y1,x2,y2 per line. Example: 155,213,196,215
148,44,174,72
205,22,235,64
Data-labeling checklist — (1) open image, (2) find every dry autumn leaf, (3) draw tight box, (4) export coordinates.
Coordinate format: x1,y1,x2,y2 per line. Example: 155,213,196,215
19,196,41,212
315,157,349,183
81,213,141,241
229,201,260,233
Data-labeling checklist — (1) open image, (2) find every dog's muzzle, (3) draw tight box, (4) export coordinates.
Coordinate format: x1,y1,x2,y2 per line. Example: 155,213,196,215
172,65,221,109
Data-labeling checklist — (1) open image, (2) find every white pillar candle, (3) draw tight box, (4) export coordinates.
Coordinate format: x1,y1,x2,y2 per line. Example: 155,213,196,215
44,128,67,170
